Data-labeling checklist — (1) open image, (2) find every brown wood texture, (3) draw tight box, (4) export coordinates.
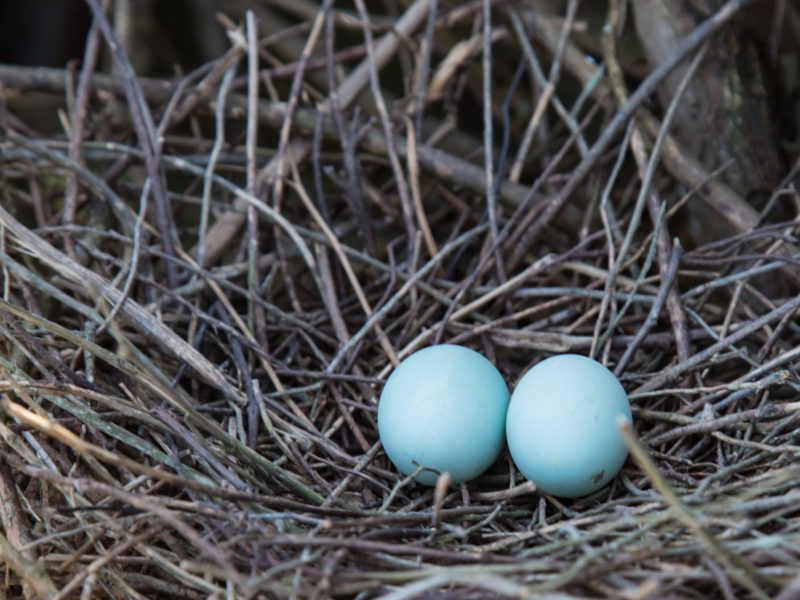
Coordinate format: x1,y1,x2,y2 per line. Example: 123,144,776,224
632,0,784,241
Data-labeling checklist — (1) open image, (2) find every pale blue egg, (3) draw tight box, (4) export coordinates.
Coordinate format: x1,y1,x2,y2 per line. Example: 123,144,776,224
506,354,632,498
378,344,510,485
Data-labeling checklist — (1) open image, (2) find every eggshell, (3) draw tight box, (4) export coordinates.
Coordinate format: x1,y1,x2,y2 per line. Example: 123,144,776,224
506,354,632,498
378,344,509,485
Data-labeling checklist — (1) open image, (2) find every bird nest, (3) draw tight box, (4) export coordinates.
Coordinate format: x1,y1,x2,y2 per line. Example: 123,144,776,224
1,1,799,598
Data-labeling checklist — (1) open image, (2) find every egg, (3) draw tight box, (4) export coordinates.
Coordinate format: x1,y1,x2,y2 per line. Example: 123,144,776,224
506,354,632,498
377,344,509,485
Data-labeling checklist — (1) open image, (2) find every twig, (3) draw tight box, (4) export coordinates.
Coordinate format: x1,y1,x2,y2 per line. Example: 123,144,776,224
353,0,418,250
481,0,505,284
508,0,579,182
63,0,105,262
615,242,683,375
84,0,180,288
620,420,774,599
636,293,800,393
513,0,752,255
198,67,237,269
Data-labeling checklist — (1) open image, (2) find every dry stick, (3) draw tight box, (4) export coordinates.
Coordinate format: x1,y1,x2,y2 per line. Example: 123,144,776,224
51,526,163,600
327,367,373,455
0,530,58,600
506,6,588,160
334,0,431,111
614,243,682,376
181,254,284,354
405,117,439,260
645,194,692,364
244,11,268,450
230,38,369,86
680,257,796,300
776,575,800,600
590,163,651,359
644,401,800,447
434,102,602,344
170,42,246,126
288,159,400,366
481,0,506,284
0,204,243,401
324,10,374,253
718,206,800,349
0,434,241,581
316,244,352,345
533,15,764,251
601,1,702,366
264,534,489,563
683,304,764,374
591,120,636,355
353,0,418,250
635,46,700,364
321,442,382,509
369,118,544,209
8,127,147,340
84,0,179,289
460,239,613,322
406,229,609,361
592,12,696,364
760,153,800,224
245,10,260,205
64,1,105,261
508,0,579,183
0,64,540,212
218,295,261,450
14,276,289,492
0,461,43,600
104,59,191,329
196,0,430,266
190,63,262,268
326,223,487,374
423,19,501,103
95,180,149,338
150,405,249,491
620,421,774,599
635,292,800,394
198,67,237,269
119,53,193,317
755,304,799,362
414,0,438,136
504,99,603,267
381,573,530,600
507,0,751,264
172,247,315,434
2,130,136,235
0,449,323,517
450,254,557,322
172,159,320,307
588,11,636,361
0,463,33,555
0,396,237,511
637,114,800,289
596,210,663,350
0,398,203,496
0,323,322,504
268,0,332,206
